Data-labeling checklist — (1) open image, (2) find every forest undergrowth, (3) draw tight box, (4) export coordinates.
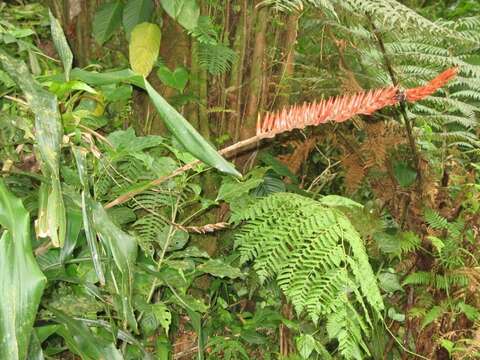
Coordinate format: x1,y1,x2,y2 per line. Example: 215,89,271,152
1,0,480,359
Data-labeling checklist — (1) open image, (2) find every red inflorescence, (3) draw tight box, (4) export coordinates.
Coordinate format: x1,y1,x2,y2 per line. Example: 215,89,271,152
257,67,458,137
404,67,458,102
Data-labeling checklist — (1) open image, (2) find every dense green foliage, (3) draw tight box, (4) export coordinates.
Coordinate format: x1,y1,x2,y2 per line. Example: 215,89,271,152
0,0,480,359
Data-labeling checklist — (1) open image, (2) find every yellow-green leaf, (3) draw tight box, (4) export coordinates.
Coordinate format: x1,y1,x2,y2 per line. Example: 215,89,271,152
129,22,161,77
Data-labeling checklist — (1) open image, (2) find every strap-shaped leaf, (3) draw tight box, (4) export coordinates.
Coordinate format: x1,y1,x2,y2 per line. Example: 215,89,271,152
0,50,66,247
92,202,138,333
0,180,46,360
49,308,123,359
48,10,73,81
72,147,105,285
145,79,241,177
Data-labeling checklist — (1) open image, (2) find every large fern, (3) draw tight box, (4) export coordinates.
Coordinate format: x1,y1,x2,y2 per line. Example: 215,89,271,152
234,193,383,359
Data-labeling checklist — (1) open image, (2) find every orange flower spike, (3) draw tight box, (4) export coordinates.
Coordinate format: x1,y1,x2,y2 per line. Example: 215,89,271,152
405,67,458,102
256,67,457,137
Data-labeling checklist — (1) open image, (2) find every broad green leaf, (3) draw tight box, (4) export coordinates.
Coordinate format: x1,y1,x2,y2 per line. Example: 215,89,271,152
50,308,124,360
457,302,480,321
155,336,171,360
319,195,363,209
440,339,454,355
0,50,66,247
0,180,47,360
217,176,263,202
145,79,241,177
36,182,49,238
0,69,15,87
41,68,145,88
387,307,405,322
138,303,171,335
35,325,60,343
122,0,154,37
252,175,286,196
46,80,97,98
107,128,164,155
156,65,189,92
169,246,210,259
377,271,403,293
393,162,417,188
48,10,73,81
197,259,243,279
93,1,124,45
296,334,315,359
158,226,189,251
129,22,161,77
160,0,199,30
101,84,133,102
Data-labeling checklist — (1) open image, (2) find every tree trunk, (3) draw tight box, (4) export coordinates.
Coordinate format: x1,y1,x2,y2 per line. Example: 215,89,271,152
276,12,300,109
227,0,251,142
242,2,268,140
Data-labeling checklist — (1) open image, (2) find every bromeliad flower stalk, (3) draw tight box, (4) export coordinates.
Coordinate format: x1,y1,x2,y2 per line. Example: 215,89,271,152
106,67,458,209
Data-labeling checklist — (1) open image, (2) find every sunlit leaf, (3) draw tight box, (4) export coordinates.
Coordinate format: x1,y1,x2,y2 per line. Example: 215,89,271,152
197,259,243,279
129,22,161,77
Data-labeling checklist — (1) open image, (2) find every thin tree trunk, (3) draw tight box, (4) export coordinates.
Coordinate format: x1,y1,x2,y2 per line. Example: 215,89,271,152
276,12,300,109
187,39,200,130
227,0,249,142
198,64,210,139
242,2,268,140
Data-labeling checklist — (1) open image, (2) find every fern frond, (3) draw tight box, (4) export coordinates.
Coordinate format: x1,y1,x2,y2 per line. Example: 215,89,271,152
235,193,383,359
338,0,446,33
198,42,237,76
403,271,434,286
424,208,448,230
327,301,369,360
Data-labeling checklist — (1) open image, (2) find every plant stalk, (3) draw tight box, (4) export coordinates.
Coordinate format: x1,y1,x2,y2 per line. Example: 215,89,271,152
369,18,421,183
